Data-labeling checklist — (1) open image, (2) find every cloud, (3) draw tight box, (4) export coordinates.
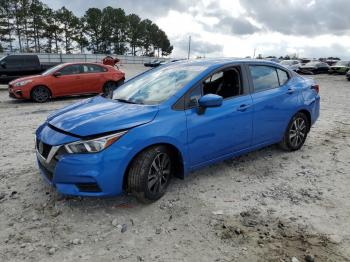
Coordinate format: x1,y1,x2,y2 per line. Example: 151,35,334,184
239,0,350,36
42,0,193,19
173,35,224,57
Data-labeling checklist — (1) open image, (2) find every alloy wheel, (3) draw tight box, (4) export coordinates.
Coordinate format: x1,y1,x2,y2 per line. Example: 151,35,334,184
33,87,49,102
147,153,171,194
289,117,307,148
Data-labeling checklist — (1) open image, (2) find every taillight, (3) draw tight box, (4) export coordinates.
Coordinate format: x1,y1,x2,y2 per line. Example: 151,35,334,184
311,84,319,93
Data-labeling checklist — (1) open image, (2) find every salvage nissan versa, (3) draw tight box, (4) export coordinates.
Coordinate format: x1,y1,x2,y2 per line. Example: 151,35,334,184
35,59,320,202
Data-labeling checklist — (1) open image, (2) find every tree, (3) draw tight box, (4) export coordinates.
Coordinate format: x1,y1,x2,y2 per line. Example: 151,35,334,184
84,8,103,53
0,0,14,51
0,1,173,56
72,18,88,53
111,7,127,55
29,0,47,52
126,14,143,56
56,6,79,53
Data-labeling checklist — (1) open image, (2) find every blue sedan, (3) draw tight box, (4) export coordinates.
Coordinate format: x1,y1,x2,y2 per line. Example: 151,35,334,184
35,59,320,202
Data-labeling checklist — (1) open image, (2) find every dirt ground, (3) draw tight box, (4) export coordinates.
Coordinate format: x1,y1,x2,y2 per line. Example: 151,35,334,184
0,68,349,262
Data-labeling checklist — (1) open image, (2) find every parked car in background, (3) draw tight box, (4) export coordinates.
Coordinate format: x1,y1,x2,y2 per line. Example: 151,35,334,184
265,57,280,63
0,54,58,84
299,58,311,65
8,62,125,102
280,60,301,71
346,70,350,81
34,58,320,201
144,59,162,67
299,61,330,74
328,61,350,75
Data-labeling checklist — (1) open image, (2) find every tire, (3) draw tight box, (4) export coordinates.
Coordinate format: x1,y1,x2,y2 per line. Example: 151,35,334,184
127,145,173,202
103,80,124,98
31,86,50,103
279,112,310,151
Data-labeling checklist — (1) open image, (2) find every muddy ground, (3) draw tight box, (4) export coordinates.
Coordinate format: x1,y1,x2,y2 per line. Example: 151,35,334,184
0,68,349,262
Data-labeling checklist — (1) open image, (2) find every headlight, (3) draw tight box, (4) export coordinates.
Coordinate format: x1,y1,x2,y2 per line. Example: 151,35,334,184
64,131,127,153
14,80,33,87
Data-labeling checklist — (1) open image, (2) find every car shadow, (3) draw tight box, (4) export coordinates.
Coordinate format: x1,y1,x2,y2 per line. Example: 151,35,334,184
47,144,289,212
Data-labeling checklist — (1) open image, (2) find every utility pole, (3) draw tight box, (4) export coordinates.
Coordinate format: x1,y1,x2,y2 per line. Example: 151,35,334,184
253,48,256,58
187,35,191,60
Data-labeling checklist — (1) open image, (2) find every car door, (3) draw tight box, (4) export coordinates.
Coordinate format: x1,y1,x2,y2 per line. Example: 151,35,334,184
1,55,23,79
248,64,300,145
81,64,107,93
185,65,253,167
51,64,84,96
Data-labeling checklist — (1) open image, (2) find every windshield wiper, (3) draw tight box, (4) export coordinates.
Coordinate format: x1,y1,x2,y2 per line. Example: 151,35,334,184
115,98,138,104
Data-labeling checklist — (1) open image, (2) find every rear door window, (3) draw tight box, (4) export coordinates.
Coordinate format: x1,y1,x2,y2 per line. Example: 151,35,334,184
249,65,280,92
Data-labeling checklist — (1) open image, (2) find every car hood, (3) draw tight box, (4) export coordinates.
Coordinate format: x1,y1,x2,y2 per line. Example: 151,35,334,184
47,96,159,137
10,74,42,84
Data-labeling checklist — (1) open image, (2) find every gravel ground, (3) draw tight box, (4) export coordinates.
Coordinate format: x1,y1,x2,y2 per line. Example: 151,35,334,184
0,70,349,262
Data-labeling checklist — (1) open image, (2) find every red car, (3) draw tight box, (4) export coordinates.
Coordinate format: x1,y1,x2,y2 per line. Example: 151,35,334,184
8,62,125,102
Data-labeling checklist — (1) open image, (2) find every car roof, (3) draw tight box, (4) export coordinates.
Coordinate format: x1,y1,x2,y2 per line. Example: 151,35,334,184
169,58,282,70
61,62,106,66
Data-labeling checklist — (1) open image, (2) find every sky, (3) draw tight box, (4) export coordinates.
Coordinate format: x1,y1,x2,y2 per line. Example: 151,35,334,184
42,0,350,59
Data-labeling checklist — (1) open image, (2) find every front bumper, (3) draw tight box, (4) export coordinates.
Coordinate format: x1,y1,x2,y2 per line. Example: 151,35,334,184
8,84,25,99
35,124,131,197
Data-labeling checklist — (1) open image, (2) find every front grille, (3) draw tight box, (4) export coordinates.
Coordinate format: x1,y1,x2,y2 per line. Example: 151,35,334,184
76,183,101,193
36,139,52,159
38,161,54,181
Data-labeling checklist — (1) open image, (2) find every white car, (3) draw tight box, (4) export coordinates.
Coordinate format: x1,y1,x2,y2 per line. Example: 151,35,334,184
280,60,301,71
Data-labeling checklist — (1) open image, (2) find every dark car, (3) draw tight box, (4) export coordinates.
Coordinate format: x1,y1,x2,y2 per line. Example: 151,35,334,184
299,61,330,74
328,61,350,75
144,59,160,67
0,55,58,83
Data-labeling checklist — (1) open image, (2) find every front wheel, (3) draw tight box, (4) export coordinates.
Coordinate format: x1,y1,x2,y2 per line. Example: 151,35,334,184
31,86,50,103
279,112,309,151
127,146,173,202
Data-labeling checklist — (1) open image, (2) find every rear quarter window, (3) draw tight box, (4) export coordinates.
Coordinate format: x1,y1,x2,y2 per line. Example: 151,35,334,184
277,69,289,85
249,65,280,92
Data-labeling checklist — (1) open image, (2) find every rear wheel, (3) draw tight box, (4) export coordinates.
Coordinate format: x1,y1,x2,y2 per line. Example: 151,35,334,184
127,145,173,202
279,112,309,151
103,80,124,98
31,86,50,103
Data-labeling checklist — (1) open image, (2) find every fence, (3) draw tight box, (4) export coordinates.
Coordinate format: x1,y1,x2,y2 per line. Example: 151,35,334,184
0,53,171,64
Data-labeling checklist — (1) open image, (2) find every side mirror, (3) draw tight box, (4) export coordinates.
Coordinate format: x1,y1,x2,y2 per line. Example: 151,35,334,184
53,71,61,77
1,61,6,68
198,94,223,108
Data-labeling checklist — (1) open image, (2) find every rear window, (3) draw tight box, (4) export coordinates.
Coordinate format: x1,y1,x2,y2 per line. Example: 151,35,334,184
249,65,280,92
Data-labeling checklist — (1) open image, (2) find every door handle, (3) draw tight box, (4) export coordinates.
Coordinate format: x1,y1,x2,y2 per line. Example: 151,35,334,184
287,88,295,94
237,104,251,112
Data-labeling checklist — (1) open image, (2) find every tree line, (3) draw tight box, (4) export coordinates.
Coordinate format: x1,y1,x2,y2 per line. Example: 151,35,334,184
0,0,173,56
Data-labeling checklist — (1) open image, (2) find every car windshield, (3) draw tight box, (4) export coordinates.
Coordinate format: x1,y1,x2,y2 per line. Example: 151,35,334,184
335,61,349,66
41,64,65,76
112,64,206,105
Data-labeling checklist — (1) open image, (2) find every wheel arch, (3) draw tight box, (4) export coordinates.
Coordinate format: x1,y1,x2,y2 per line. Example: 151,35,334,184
297,109,311,132
122,142,185,191
30,84,52,98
